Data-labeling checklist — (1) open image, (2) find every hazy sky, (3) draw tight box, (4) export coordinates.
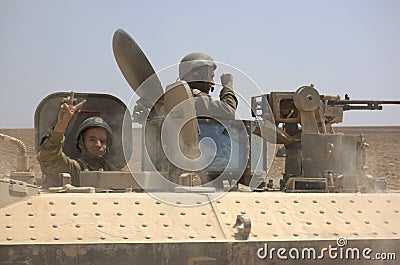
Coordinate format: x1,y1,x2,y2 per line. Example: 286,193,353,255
0,0,399,128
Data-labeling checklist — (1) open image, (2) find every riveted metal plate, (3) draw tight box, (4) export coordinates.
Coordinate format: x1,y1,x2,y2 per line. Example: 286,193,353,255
1,192,399,245
215,192,400,241
0,193,226,244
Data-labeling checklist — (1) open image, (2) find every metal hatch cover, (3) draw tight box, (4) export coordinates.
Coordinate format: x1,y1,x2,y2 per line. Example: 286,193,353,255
34,92,132,170
112,29,164,109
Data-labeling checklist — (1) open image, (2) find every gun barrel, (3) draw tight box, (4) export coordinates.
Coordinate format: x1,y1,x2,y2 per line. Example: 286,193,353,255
339,100,400,104
328,100,400,111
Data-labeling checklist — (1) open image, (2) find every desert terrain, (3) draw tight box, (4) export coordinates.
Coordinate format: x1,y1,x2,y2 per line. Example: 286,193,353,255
1,126,399,190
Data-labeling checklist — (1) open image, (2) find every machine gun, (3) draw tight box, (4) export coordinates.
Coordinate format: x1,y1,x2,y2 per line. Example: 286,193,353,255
327,98,400,111
252,84,400,135
252,84,400,192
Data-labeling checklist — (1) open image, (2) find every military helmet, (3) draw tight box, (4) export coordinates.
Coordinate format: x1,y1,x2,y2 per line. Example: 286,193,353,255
75,116,113,152
179,52,217,82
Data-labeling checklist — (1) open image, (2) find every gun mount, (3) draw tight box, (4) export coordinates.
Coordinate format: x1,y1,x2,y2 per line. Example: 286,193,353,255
252,84,400,192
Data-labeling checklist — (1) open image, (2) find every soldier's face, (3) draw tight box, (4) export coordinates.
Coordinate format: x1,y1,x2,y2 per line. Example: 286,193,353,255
79,127,108,157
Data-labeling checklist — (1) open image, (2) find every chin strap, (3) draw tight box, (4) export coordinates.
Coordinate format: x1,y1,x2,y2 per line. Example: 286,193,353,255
81,152,104,161
79,153,106,171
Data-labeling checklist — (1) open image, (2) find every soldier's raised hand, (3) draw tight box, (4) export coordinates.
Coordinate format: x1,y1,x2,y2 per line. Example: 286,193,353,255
54,92,86,132
220,73,234,89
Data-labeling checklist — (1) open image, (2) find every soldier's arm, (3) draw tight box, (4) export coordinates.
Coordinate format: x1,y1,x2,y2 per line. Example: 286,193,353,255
219,73,237,111
37,129,82,185
37,91,87,186
37,91,85,170
192,74,237,119
219,86,238,111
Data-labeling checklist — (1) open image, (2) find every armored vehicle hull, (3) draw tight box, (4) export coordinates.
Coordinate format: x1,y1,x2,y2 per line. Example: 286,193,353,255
1,182,399,264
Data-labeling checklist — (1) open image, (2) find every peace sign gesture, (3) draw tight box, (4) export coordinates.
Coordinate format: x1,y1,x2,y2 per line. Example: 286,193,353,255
54,92,87,133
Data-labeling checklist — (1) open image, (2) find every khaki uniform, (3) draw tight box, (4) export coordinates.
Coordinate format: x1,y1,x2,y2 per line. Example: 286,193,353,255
37,129,112,187
192,86,237,119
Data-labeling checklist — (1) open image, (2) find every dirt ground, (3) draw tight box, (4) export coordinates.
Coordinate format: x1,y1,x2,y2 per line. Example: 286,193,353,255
1,126,399,190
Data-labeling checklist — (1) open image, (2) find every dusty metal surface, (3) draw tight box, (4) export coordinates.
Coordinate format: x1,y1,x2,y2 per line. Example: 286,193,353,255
1,192,399,245
0,178,39,208
1,187,399,264
0,193,224,244
217,192,400,241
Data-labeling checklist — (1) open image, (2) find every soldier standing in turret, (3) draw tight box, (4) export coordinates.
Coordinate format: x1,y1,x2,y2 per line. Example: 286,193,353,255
178,53,238,171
